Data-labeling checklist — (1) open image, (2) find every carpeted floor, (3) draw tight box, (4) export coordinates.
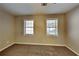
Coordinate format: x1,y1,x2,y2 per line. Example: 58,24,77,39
0,44,77,56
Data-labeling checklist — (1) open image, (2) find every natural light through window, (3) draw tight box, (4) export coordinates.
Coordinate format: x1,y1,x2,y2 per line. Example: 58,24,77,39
47,19,58,36
24,20,34,35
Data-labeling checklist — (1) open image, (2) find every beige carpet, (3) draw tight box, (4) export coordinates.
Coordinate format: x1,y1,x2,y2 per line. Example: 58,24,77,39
0,44,77,56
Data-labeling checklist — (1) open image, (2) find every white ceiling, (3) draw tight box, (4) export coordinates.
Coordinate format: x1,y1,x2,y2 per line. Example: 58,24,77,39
0,3,79,15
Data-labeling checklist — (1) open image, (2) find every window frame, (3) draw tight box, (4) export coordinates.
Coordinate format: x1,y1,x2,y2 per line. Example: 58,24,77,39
24,20,34,35
46,18,58,36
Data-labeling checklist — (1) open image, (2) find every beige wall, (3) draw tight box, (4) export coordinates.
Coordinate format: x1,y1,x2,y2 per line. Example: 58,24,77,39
0,9,15,51
66,6,79,54
15,14,65,45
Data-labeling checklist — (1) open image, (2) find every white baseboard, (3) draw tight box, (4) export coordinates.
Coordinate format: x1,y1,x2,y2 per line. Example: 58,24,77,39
65,45,79,56
1,41,78,56
15,42,79,55
15,42,65,46
0,42,15,52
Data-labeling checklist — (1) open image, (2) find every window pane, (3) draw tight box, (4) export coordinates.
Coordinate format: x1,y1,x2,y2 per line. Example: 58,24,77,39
47,23,55,28
26,28,33,31
24,20,33,27
25,28,33,34
24,20,34,35
47,28,56,35
47,20,56,28
47,19,58,36
25,30,33,34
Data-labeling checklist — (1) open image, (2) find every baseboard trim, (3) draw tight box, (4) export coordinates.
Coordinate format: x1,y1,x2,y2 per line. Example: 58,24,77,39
15,42,79,55
0,42,15,52
0,42,79,56
65,45,79,56
15,42,65,46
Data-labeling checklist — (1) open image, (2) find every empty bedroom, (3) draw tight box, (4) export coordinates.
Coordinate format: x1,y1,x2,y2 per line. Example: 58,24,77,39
0,3,79,56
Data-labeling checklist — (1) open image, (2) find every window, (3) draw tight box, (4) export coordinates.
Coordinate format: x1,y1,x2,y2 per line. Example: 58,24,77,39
24,20,34,35
47,19,58,36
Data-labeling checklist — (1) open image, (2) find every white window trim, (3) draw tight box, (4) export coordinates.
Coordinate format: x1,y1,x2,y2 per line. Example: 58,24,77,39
46,18,58,36
24,20,34,35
